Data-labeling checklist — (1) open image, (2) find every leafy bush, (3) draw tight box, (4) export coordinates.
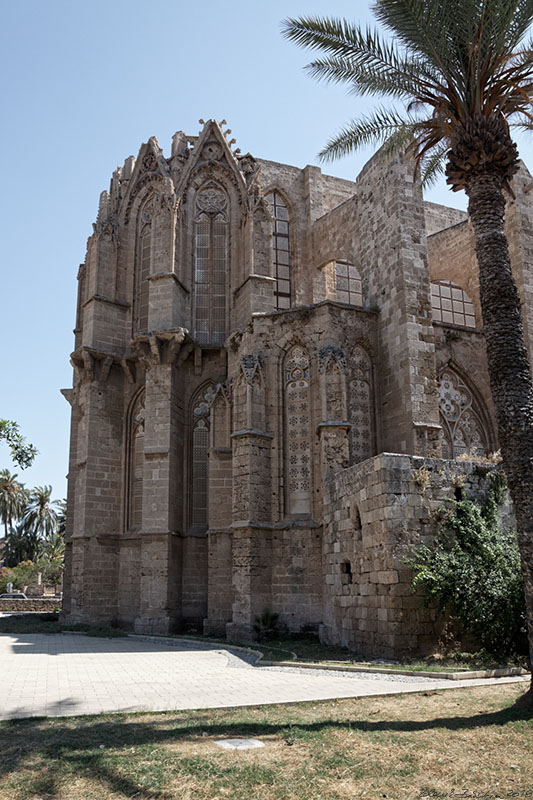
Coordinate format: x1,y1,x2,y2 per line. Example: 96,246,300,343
253,610,280,640
407,478,526,659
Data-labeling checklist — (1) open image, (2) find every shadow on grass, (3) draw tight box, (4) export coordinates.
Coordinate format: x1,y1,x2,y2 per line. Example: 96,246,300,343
0,700,531,799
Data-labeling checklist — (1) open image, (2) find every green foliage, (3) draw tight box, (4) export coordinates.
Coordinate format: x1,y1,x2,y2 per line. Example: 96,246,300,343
407,481,526,658
0,420,37,469
8,560,39,591
253,610,280,640
282,2,533,186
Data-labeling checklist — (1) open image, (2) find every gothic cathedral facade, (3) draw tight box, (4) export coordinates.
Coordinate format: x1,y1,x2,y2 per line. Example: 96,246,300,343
61,120,533,656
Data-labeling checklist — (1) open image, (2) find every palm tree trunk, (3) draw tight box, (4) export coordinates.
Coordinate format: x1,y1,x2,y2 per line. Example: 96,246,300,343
467,174,533,694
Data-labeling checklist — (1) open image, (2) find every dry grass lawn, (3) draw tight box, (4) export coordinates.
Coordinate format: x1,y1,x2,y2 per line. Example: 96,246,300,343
0,682,531,800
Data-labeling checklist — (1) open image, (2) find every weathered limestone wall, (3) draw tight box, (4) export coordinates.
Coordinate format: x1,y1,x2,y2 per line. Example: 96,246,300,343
356,153,441,457
424,201,467,236
427,221,481,324
322,453,499,657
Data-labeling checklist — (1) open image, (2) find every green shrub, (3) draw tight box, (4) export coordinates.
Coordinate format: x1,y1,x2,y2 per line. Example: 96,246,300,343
407,479,526,659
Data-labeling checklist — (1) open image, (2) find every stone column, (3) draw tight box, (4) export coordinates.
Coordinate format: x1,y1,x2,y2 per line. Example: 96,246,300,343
133,331,186,634
226,354,273,641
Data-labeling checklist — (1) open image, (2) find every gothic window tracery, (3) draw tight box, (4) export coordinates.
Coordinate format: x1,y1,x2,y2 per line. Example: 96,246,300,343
335,260,363,306
438,369,488,458
190,384,216,528
265,192,291,310
127,390,145,531
431,280,476,327
194,186,228,345
349,346,374,463
284,346,311,515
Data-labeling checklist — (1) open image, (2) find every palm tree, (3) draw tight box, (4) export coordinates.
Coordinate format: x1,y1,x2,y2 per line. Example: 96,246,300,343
24,486,59,539
4,520,41,566
283,0,533,695
0,469,28,539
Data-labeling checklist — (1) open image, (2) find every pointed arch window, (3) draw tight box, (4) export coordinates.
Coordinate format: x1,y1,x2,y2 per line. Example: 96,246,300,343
438,369,488,458
190,385,215,529
127,391,145,531
284,346,311,514
266,192,291,310
133,195,156,334
194,187,228,345
431,281,475,328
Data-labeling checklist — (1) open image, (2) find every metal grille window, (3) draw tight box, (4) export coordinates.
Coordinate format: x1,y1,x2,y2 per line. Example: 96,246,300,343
335,260,363,306
194,188,228,345
265,192,291,310
431,280,475,327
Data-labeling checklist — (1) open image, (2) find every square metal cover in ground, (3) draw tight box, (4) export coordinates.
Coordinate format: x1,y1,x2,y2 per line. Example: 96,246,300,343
214,738,265,750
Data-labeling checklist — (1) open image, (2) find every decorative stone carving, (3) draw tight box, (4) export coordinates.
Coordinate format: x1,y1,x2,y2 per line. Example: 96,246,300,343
438,369,488,458
202,141,223,162
197,187,227,213
240,354,264,385
141,194,158,224
194,385,216,418
141,152,158,172
318,345,347,373
131,329,188,366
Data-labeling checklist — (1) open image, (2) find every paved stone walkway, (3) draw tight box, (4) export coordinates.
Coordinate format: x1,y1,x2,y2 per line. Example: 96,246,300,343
0,633,528,720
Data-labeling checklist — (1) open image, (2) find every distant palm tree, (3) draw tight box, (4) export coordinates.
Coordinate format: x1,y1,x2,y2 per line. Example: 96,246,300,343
24,486,59,539
283,0,533,695
4,521,41,566
0,469,28,539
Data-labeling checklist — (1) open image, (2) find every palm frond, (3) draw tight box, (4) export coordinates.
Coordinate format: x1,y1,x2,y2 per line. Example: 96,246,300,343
305,55,437,100
419,142,448,187
317,109,417,162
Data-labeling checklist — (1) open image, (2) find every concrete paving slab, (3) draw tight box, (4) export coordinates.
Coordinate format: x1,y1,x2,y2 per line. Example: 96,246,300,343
0,633,528,720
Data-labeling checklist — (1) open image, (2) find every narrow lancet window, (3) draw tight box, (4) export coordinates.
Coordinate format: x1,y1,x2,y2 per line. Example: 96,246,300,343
127,391,145,531
266,192,291,309
133,195,156,334
190,385,215,529
194,187,228,345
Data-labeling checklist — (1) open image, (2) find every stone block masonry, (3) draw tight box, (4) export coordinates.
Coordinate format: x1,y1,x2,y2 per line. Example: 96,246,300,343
60,119,532,657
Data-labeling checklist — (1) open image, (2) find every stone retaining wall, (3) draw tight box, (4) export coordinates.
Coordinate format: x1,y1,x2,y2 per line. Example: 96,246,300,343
0,598,61,613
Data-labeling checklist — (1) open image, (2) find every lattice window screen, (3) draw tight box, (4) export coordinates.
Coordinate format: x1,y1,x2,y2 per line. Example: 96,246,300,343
285,346,311,514
266,192,291,310
349,346,374,463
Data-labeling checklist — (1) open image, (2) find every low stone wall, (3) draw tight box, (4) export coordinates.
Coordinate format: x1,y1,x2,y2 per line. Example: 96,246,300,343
321,453,500,658
0,598,61,613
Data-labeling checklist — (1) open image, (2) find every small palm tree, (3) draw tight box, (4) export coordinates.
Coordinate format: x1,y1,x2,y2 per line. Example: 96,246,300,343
283,0,533,696
0,469,28,539
4,521,41,566
24,486,59,539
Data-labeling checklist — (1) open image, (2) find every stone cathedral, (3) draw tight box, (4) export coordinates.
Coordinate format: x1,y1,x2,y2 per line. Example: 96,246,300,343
61,119,533,657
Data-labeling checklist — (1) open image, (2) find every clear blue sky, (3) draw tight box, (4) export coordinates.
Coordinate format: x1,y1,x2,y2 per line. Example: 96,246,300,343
1,0,531,499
